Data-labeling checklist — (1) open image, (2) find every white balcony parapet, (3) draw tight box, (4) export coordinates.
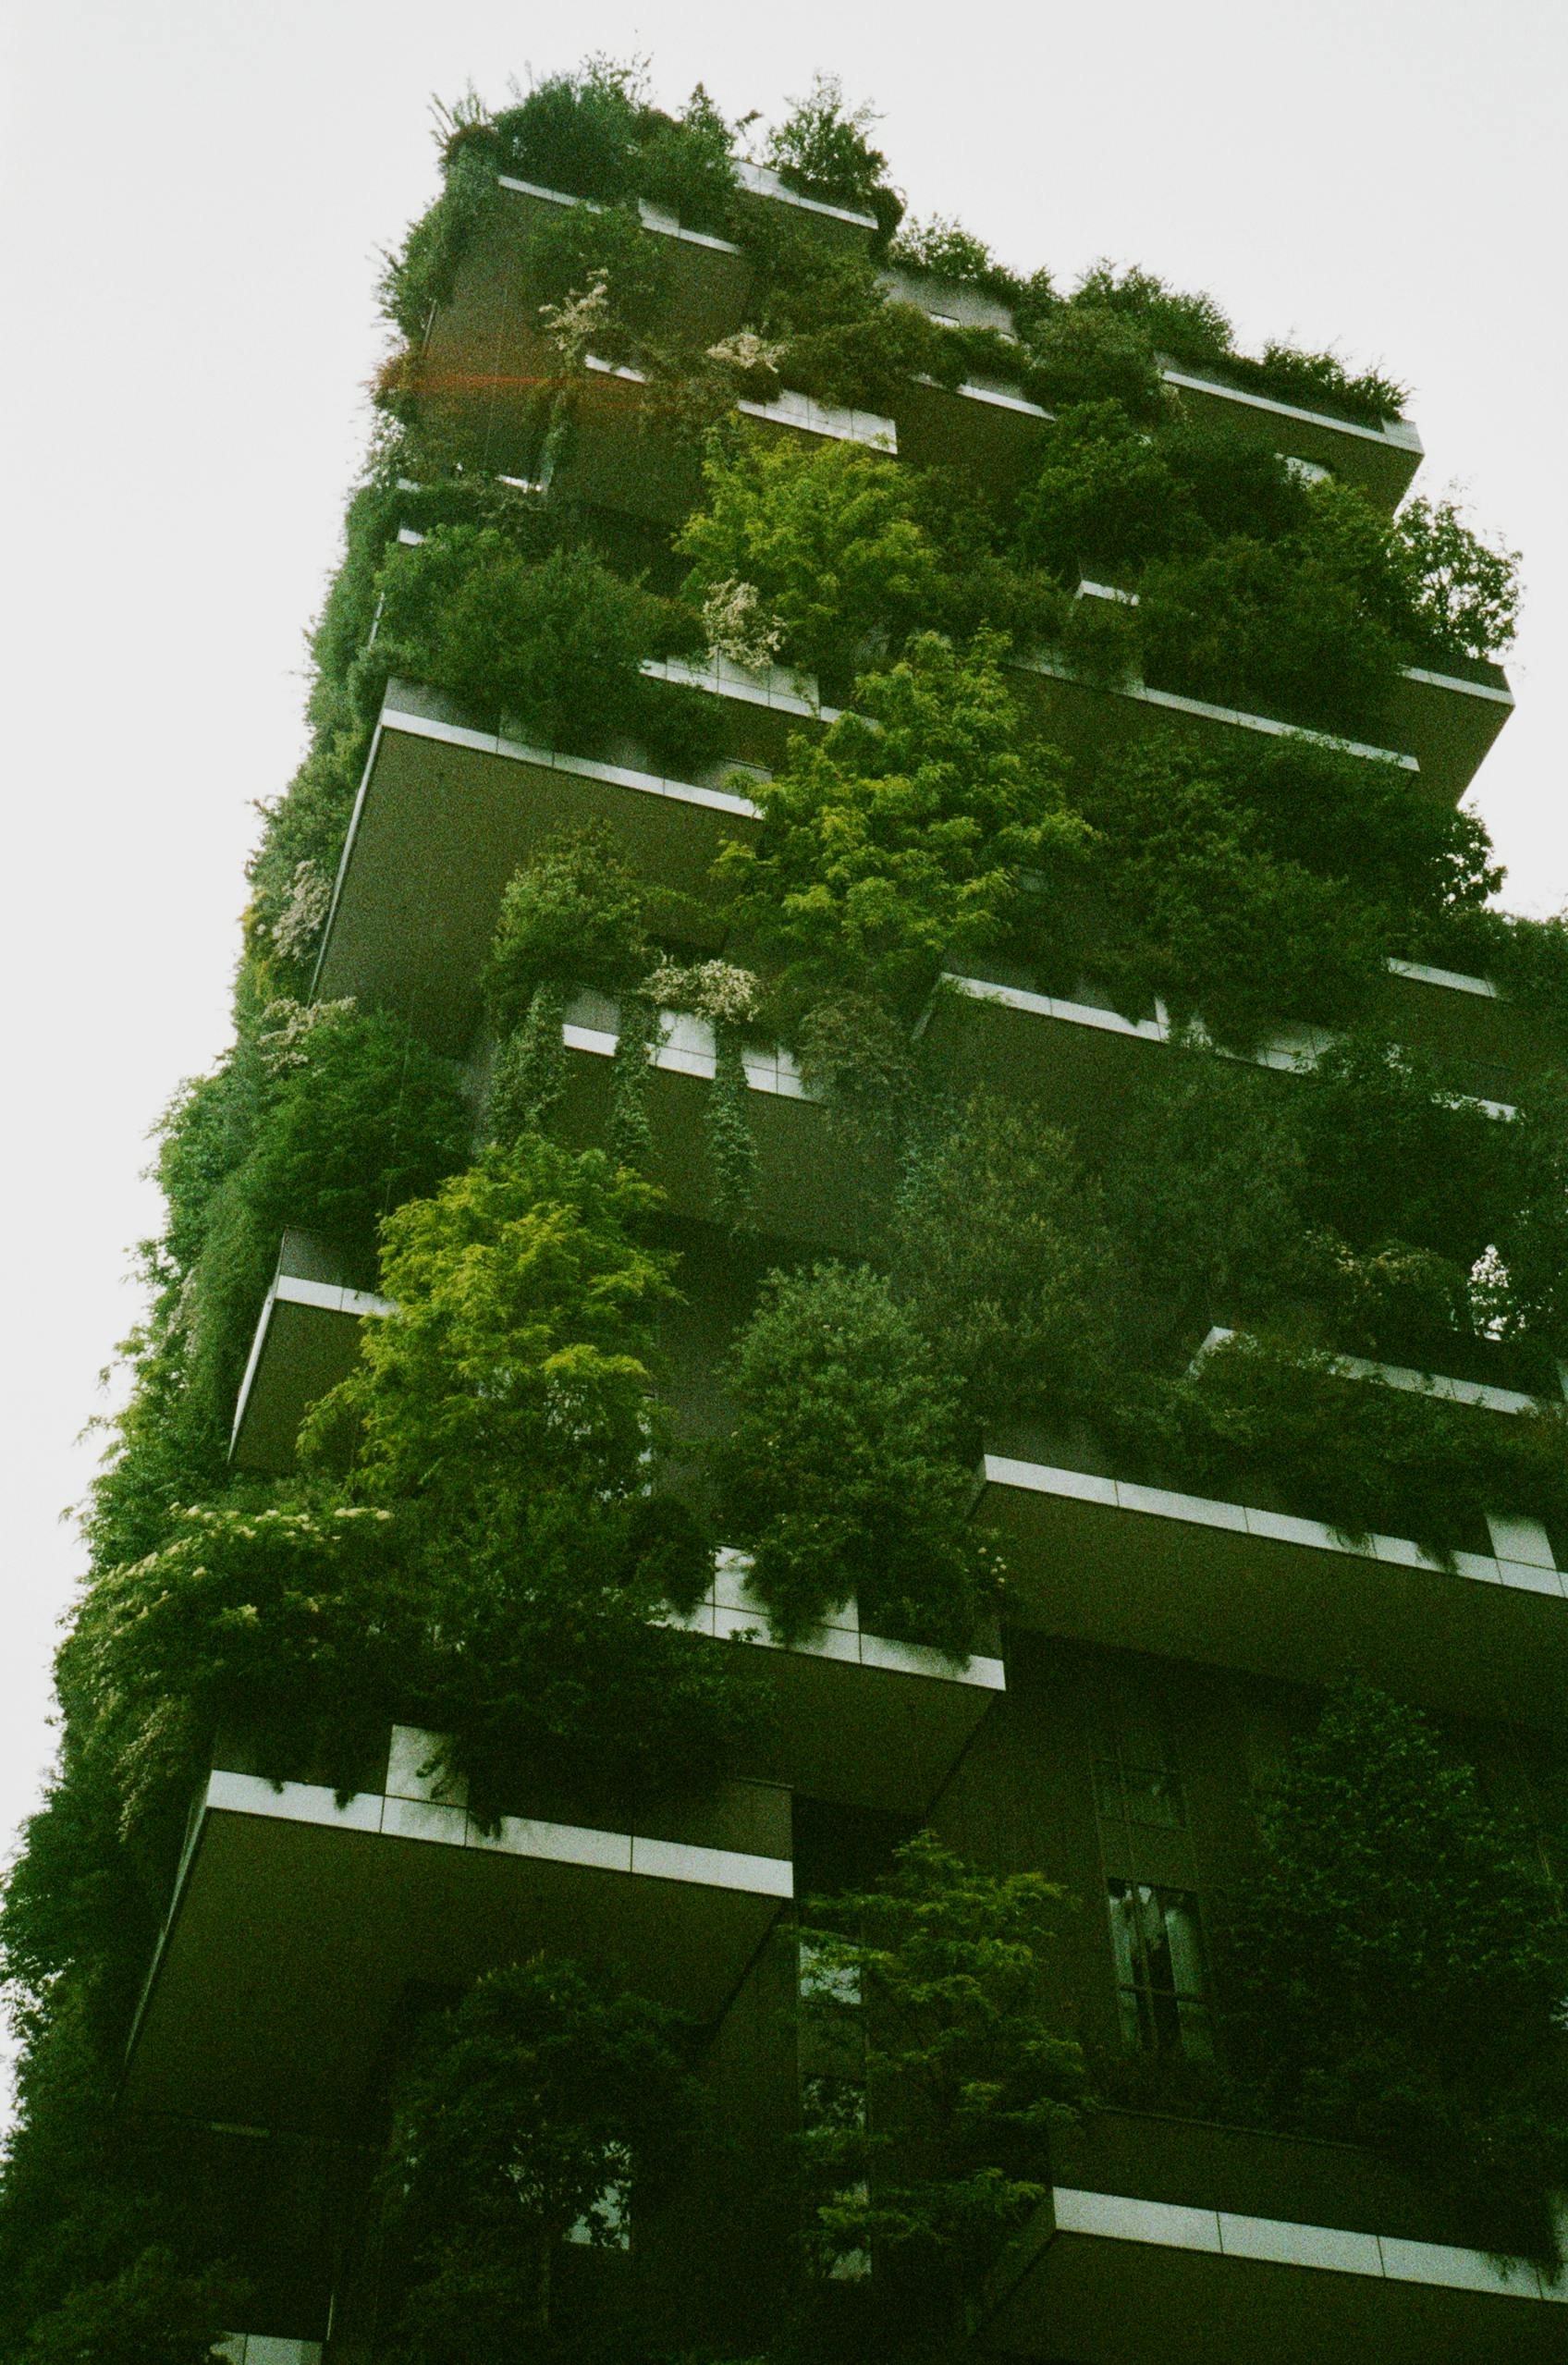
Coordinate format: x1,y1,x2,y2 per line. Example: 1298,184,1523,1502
981,1455,1567,1600
736,385,897,450
1386,954,1498,997
496,172,745,256
200,1747,792,1899
217,2342,324,2365
732,156,877,230
1046,2186,1562,2303
641,651,843,723
658,1548,1006,1688
1192,1324,1564,1417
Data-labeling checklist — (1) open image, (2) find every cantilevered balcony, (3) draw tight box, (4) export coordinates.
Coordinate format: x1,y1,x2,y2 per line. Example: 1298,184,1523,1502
923,952,1534,1148
974,1455,1568,1728
1009,642,1512,810
230,1231,392,1474
661,1550,1003,1813
123,1726,790,2134
1158,361,1423,510
312,678,775,1055
218,2343,322,2365
985,2150,1562,2361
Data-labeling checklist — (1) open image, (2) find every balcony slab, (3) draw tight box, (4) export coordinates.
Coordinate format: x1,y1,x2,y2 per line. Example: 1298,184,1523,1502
976,1455,1568,1727
124,1745,790,2134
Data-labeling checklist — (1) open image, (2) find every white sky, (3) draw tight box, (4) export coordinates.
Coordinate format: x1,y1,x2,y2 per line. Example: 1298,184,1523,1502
3,0,1564,2098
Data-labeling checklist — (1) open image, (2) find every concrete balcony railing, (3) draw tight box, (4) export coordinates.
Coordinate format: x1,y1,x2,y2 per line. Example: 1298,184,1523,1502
122,1724,791,2135
975,1453,1568,1728
311,678,773,1057
923,962,1524,1158
660,1549,1004,1813
1192,1325,1567,1420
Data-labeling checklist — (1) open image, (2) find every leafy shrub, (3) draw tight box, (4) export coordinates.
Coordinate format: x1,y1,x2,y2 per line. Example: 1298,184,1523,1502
713,1263,992,1648
717,631,1084,1022
1072,262,1233,367
178,1001,467,1423
301,1139,741,1803
484,828,653,1027
765,74,890,214
1160,1332,1568,1557
62,1500,410,1839
1387,494,1521,662
678,429,944,677
373,527,663,748
1224,341,1409,425
1015,401,1191,579
1222,1683,1568,2260
1073,743,1389,1048
635,82,739,230
1017,300,1165,418
491,68,642,202
514,201,669,336
891,1096,1118,1423
1137,511,1403,734
18,2246,244,2365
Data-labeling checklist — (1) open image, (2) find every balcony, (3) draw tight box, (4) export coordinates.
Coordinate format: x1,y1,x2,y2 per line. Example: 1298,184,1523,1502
548,991,887,1250
986,2162,1562,2360
229,1232,392,1475
661,1550,1003,1813
1158,361,1424,510
312,679,771,1057
923,959,1524,1158
974,1455,1568,1728
123,1725,790,2134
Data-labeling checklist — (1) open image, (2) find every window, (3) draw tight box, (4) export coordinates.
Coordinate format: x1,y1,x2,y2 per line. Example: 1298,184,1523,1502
1106,1880,1212,2059
1095,1713,1184,1831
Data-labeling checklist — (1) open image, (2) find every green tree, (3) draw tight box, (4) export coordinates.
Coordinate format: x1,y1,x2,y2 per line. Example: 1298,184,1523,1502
374,529,662,749
301,1139,737,1802
717,631,1084,1024
714,1264,991,1649
18,2248,241,2365
799,1832,1084,2328
1222,1683,1568,2260
383,1959,695,2362
890,1096,1117,1425
678,432,944,678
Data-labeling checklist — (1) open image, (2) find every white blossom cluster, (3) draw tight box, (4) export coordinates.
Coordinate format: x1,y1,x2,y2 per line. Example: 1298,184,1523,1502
270,860,333,962
258,995,357,1074
699,577,785,672
704,330,785,379
538,273,613,370
644,958,762,1027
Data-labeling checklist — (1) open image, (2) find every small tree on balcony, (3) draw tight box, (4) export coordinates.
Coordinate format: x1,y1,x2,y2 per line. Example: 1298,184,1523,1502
1221,1681,1568,2261
382,1959,695,2363
798,1832,1084,2339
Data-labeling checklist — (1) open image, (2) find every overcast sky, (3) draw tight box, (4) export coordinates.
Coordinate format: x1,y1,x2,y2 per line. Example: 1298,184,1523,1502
4,0,1564,2097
